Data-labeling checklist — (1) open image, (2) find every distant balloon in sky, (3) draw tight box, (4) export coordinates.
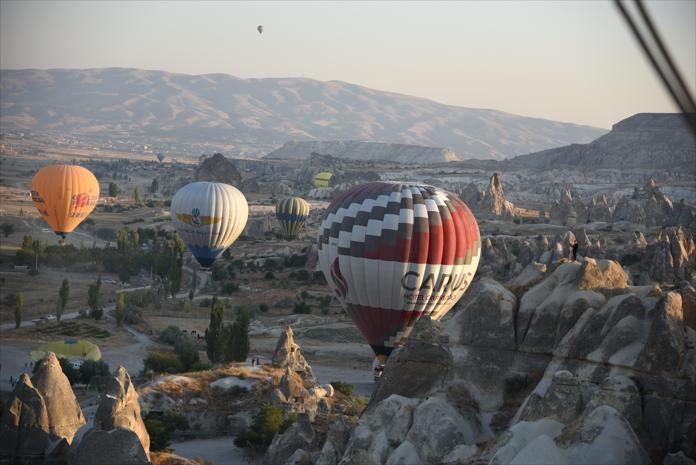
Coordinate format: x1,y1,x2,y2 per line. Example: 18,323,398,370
257,25,263,34
31,165,99,241
317,182,481,363
276,196,310,238
171,182,248,268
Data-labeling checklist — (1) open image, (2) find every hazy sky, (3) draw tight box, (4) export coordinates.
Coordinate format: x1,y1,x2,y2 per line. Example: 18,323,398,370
1,1,694,128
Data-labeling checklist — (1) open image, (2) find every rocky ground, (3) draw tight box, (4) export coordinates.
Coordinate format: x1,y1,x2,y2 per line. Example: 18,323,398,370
266,251,696,465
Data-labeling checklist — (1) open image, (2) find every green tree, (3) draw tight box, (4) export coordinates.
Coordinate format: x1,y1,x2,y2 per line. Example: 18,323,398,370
133,186,141,205
115,293,125,327
1,223,14,237
117,227,130,252
21,235,33,252
234,404,293,451
205,296,225,364
224,306,251,362
14,292,23,329
150,178,159,194
189,270,197,301
58,278,69,322
169,250,182,298
88,276,102,319
131,230,140,250
108,182,119,197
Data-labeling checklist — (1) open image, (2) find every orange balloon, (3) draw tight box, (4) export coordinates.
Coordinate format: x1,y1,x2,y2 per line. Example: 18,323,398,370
30,165,100,238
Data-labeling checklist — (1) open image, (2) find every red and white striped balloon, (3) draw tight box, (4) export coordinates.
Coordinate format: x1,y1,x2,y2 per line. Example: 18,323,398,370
317,182,481,359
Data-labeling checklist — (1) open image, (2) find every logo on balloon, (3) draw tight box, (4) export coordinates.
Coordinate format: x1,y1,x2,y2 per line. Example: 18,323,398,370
30,190,45,203
69,193,96,208
330,258,348,299
175,211,222,226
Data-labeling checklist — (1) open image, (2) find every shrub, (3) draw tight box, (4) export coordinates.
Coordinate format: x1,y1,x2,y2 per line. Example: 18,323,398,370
264,271,275,280
80,359,110,390
57,357,81,385
222,281,239,294
211,262,228,281
330,380,354,396
96,228,117,241
284,254,307,268
174,337,200,370
123,303,142,324
312,271,327,284
144,418,169,451
234,404,290,451
160,325,183,345
293,300,311,314
620,253,642,267
353,395,367,411
259,303,269,313
294,269,311,281
143,351,184,374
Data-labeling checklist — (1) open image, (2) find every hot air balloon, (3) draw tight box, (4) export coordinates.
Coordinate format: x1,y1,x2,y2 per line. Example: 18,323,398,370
314,172,334,188
276,197,310,238
257,25,263,34
317,182,480,370
171,182,248,268
31,165,100,242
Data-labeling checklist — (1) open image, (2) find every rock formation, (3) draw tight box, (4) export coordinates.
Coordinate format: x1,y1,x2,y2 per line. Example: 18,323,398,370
194,152,243,185
70,428,149,465
458,182,482,207
479,173,515,219
587,194,612,222
645,228,695,282
613,179,695,228
0,352,86,465
264,414,317,465
550,189,587,226
289,257,696,465
31,353,86,443
0,374,53,465
70,366,151,464
272,326,316,383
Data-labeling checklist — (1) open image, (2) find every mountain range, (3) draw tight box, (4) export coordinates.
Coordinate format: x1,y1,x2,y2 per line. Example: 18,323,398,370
0,68,605,160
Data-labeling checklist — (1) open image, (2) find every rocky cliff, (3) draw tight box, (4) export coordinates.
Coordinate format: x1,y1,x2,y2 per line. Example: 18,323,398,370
266,141,460,164
508,113,695,171
268,254,696,465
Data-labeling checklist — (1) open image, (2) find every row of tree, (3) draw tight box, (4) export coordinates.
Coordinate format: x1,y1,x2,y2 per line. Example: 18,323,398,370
205,297,251,364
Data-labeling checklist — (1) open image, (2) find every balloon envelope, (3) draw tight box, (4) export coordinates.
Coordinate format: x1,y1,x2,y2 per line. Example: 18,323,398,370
314,172,334,188
171,182,249,267
31,165,100,238
257,25,263,34
275,197,310,238
317,182,480,358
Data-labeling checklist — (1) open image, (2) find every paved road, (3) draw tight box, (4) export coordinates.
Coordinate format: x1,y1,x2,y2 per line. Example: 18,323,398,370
170,437,248,465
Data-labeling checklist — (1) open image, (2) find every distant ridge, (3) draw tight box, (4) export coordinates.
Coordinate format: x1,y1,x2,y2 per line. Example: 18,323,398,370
507,113,695,170
0,68,606,160
265,140,460,164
